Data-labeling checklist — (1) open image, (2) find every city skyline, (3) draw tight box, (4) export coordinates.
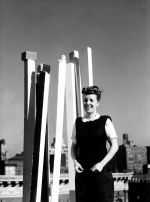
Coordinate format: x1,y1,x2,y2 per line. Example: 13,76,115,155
0,0,150,157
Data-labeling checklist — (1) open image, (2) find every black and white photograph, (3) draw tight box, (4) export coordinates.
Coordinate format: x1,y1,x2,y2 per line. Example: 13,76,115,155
0,0,150,201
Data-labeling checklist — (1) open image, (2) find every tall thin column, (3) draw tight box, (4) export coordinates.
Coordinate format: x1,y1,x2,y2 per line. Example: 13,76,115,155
21,51,37,202
30,64,51,202
87,47,93,86
69,51,83,117
66,63,76,202
81,47,93,87
51,55,67,202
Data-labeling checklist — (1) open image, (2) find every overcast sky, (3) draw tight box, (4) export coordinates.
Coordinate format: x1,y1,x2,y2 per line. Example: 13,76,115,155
0,0,150,157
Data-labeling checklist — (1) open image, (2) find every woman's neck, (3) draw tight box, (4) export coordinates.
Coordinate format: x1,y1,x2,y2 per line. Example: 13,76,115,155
82,112,100,122
85,112,98,119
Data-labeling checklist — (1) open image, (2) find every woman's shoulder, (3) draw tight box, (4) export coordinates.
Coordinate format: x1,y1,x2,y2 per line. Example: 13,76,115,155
75,117,82,124
76,117,82,121
100,115,112,122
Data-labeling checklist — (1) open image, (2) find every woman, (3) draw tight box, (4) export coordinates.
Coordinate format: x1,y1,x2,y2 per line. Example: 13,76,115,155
71,85,118,202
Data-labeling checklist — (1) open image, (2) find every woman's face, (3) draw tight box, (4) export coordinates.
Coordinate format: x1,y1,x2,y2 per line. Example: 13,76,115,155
83,94,99,114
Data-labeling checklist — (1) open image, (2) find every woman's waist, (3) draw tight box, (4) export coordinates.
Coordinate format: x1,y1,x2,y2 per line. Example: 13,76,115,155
78,149,107,161
75,167,113,179
77,157,104,170
77,156,113,171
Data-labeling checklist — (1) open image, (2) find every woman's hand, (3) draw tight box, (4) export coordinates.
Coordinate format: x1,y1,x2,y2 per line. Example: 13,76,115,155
91,162,104,172
74,160,84,173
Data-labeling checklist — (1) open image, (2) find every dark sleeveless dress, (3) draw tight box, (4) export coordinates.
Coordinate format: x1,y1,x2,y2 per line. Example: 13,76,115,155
75,115,114,202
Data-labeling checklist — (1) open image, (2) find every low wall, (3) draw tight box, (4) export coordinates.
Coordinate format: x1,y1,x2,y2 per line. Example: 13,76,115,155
0,173,133,202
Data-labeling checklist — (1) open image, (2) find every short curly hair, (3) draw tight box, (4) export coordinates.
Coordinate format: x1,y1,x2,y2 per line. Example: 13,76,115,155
82,85,102,101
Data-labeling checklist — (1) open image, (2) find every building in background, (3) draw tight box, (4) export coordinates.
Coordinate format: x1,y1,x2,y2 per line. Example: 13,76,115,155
3,135,150,175
5,152,23,175
115,134,147,173
4,138,69,176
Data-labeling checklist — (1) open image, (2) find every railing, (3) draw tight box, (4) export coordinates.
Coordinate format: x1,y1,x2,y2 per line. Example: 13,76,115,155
0,175,23,198
0,173,133,201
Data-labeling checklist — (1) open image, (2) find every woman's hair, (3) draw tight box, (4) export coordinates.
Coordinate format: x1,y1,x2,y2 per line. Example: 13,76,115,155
82,85,102,101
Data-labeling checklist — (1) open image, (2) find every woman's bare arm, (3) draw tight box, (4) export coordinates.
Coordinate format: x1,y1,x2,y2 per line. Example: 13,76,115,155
91,118,118,172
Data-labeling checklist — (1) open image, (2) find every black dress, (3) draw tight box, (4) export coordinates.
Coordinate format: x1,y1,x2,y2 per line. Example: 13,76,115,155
75,115,114,202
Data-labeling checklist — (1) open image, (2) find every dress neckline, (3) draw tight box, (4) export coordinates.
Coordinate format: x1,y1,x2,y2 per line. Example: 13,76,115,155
81,113,101,123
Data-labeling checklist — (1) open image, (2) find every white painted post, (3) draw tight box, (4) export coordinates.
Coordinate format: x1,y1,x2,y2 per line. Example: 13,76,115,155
69,51,83,117
87,47,93,86
65,63,76,202
51,55,67,202
21,51,37,202
81,47,93,87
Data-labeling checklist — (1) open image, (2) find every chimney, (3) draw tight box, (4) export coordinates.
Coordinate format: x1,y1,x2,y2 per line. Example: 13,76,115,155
123,133,129,145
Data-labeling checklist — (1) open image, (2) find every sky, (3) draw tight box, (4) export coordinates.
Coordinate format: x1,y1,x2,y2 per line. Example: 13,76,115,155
0,0,150,157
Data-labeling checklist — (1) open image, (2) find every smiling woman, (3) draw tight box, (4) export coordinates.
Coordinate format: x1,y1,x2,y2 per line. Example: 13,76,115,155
82,86,101,118
71,85,118,202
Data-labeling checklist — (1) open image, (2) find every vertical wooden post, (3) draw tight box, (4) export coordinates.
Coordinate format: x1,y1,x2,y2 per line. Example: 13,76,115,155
69,51,83,117
30,64,51,202
87,47,93,86
21,51,37,202
65,63,76,202
51,55,67,202
37,65,50,202
41,123,50,202
81,47,93,87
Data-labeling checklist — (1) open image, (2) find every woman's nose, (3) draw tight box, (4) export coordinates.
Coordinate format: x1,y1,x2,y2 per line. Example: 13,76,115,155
87,99,90,104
